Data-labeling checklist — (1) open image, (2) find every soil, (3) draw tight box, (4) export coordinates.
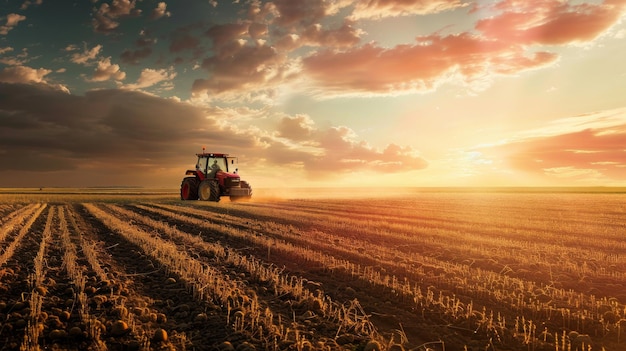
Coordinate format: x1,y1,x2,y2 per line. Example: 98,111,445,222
0,195,624,351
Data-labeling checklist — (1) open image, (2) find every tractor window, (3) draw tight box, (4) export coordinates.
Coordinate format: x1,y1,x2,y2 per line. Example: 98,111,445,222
208,157,227,172
197,157,208,173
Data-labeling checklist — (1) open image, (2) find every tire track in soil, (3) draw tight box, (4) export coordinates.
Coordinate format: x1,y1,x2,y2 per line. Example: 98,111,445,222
73,203,235,350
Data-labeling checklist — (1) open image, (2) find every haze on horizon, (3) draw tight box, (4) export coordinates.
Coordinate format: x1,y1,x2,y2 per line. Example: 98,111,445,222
1,0,625,189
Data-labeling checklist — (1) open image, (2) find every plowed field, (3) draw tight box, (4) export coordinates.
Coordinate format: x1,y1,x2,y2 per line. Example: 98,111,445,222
0,191,624,351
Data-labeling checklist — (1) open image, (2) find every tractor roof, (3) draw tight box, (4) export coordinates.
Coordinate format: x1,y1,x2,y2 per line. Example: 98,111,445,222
196,152,229,157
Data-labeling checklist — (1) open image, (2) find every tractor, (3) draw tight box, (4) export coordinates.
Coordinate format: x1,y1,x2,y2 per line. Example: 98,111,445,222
180,152,252,202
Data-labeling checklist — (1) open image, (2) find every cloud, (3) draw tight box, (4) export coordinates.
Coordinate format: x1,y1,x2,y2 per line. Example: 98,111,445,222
20,0,42,11
120,31,157,65
1,13,27,35
70,45,103,65
277,114,316,141
120,47,153,64
92,0,142,33
272,0,328,27
192,39,287,97
248,22,268,39
476,0,626,45
0,83,260,176
298,0,625,96
0,65,51,84
301,126,428,176
0,66,70,93
150,2,171,20
192,12,363,98
169,32,201,54
99,0,141,18
121,67,176,90
350,0,468,20
302,36,558,95
271,114,428,177
299,20,363,47
266,1,361,48
92,12,120,33
88,57,126,82
0,47,29,66
205,23,250,51
476,114,626,183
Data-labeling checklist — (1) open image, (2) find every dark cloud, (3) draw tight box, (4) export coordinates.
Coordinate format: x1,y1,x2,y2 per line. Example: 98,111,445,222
120,47,152,64
272,0,327,27
248,22,268,39
191,1,363,97
0,83,259,176
205,23,249,50
192,43,285,95
169,33,201,53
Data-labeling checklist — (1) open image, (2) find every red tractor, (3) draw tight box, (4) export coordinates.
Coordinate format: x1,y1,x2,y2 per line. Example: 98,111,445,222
180,152,252,202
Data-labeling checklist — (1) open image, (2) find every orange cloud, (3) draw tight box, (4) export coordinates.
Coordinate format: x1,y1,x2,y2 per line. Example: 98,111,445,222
476,0,626,45
481,126,626,182
269,119,428,177
300,0,623,95
277,114,316,141
302,35,557,94
304,126,427,175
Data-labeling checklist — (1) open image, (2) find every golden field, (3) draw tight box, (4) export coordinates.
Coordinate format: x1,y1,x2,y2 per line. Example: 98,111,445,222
0,188,624,351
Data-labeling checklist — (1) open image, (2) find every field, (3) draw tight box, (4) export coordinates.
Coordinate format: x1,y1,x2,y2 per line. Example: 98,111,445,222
0,188,624,351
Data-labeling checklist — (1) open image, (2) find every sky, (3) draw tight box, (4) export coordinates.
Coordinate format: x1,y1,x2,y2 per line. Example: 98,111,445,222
1,0,625,189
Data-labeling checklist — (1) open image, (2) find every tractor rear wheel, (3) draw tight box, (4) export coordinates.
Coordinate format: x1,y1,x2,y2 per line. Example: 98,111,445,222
180,177,199,200
198,180,221,202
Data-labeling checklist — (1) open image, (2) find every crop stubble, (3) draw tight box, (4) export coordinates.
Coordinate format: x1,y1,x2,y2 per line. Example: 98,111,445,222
0,192,624,351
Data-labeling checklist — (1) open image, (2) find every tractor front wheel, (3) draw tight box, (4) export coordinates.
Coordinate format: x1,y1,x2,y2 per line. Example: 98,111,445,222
198,180,221,202
180,177,199,200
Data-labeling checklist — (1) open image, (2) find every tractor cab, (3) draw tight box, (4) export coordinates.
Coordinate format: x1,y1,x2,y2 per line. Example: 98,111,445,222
196,155,228,178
